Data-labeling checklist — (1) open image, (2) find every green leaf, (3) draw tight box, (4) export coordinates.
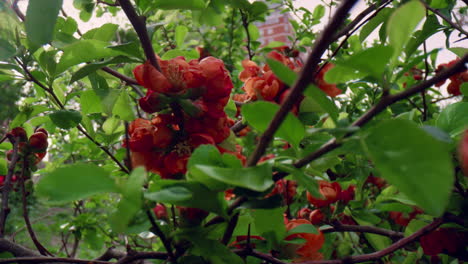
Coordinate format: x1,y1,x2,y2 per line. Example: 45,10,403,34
56,39,126,74
242,101,305,148
448,47,468,58
334,46,394,79
182,232,244,264
251,207,287,247
404,15,441,58
460,83,468,96
112,90,135,121
153,0,206,10
359,8,391,42
248,24,260,41
364,119,454,216
387,0,425,63
25,0,63,46
191,163,274,192
49,109,82,129
110,167,146,233
36,163,118,203
80,90,102,114
175,25,189,47
82,23,118,42
429,0,448,9
312,5,325,20
291,169,321,198
436,102,468,137
303,85,339,123
0,39,16,60
145,181,227,217
287,223,318,235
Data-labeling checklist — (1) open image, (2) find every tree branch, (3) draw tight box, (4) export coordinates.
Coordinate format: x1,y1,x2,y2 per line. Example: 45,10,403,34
118,0,161,71
321,223,404,240
246,0,359,167
145,210,175,262
0,137,20,237
19,159,53,256
421,0,468,36
294,54,467,168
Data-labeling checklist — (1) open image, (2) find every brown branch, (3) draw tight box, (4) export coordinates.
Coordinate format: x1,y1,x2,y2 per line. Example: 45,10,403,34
321,224,404,240
0,238,41,257
101,67,140,86
231,120,247,133
421,0,468,36
332,0,385,41
95,247,126,261
0,137,20,237
118,0,161,71
0,257,111,264
19,159,53,256
246,0,359,167
115,252,169,264
145,210,175,262
294,54,467,168
240,9,254,60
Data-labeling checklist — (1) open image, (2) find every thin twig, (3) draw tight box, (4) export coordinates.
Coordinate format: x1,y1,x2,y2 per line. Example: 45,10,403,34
321,223,404,239
145,210,175,262
246,0,359,167
0,137,19,237
118,0,161,71
240,9,254,60
19,158,53,256
421,0,468,36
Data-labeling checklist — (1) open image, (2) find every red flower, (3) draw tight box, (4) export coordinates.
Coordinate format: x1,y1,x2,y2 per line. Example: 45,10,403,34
266,179,297,205
315,63,342,97
420,228,467,256
435,58,468,95
459,129,468,177
297,208,312,219
199,56,233,101
28,131,48,152
153,204,168,219
307,181,342,208
284,219,325,262
389,207,423,227
308,209,325,225
339,185,355,204
239,59,260,82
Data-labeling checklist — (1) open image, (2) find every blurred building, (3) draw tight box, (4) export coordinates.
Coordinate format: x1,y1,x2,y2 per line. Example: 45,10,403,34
256,3,294,46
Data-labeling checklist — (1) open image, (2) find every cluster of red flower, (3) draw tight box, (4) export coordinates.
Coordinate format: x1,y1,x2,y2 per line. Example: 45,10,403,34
234,47,342,112
128,56,241,179
1,127,49,187
435,58,468,96
295,181,355,225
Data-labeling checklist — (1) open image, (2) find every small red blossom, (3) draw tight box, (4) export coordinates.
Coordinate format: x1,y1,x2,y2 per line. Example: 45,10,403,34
308,209,325,225
315,63,342,97
297,208,312,219
420,228,467,256
28,132,48,152
435,58,468,96
389,207,423,227
307,181,342,208
266,179,297,205
153,204,168,219
284,219,325,262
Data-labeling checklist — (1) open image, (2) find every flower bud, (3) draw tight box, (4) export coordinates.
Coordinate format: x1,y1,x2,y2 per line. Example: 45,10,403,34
29,132,48,152
153,204,168,219
178,206,209,226
309,209,325,225
9,127,28,142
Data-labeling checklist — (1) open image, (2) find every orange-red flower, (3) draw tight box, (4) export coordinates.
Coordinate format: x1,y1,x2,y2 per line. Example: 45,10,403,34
307,181,342,208
315,63,342,97
308,209,325,225
285,219,325,262
435,58,468,96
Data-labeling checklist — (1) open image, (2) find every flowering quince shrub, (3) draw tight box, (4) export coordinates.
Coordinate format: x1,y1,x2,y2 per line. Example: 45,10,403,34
0,0,468,264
